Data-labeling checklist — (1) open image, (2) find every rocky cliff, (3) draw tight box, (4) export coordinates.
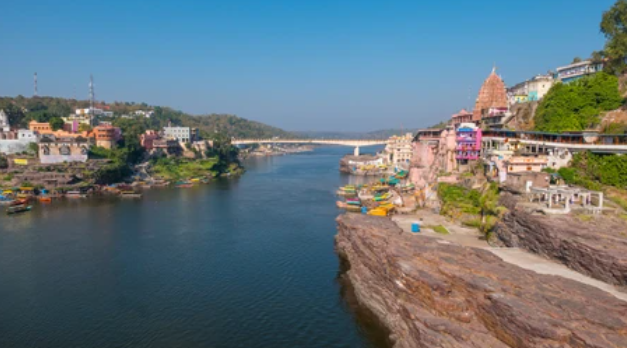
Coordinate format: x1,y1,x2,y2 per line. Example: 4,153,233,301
336,214,627,348
495,193,627,286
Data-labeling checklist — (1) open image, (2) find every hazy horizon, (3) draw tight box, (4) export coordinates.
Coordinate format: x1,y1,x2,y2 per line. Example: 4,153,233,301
0,0,613,131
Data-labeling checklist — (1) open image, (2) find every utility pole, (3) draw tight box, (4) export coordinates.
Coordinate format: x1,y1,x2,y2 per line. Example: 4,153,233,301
34,72,38,97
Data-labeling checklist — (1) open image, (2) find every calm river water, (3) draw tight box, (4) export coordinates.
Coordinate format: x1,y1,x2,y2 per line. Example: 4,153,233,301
0,146,388,348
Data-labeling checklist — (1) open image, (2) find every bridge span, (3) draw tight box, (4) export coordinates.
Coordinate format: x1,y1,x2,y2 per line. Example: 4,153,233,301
232,138,387,156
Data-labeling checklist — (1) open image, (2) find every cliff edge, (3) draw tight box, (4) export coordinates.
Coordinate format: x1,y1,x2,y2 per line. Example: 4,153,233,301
335,214,627,348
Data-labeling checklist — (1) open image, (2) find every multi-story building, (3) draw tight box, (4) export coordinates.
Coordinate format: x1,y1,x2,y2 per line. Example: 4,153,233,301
508,74,554,104
455,123,482,167
0,110,10,132
555,60,603,83
93,124,122,149
163,125,197,143
384,133,414,168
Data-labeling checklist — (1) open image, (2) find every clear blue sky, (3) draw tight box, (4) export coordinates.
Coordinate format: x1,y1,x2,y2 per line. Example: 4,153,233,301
0,0,616,131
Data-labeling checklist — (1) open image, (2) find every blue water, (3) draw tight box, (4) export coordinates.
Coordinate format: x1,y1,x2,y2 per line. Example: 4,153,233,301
0,146,387,348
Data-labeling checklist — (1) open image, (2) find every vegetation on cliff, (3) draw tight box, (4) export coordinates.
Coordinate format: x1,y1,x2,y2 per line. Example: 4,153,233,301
438,182,503,235
534,72,623,132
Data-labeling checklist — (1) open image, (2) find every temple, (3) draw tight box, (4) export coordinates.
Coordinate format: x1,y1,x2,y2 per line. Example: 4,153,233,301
472,67,508,122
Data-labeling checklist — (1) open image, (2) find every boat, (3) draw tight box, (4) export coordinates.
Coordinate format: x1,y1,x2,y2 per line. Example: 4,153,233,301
346,205,362,212
336,201,348,209
120,190,143,198
175,181,193,188
38,196,52,203
6,204,31,215
368,208,388,217
66,191,87,198
346,198,361,206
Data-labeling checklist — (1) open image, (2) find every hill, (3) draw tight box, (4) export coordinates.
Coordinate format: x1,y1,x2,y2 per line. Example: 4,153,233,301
0,96,294,139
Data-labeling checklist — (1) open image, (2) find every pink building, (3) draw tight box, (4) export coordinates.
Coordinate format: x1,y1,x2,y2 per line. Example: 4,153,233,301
140,130,160,150
455,124,482,165
409,127,457,190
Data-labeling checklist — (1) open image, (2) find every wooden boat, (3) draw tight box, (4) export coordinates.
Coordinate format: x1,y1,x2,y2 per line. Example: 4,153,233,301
346,205,362,212
7,204,31,215
38,196,52,203
336,201,348,209
368,208,388,217
66,191,87,198
120,191,143,198
175,181,193,188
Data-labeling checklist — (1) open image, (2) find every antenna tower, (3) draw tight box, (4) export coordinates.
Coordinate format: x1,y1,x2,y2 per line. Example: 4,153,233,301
89,74,95,126
34,72,38,97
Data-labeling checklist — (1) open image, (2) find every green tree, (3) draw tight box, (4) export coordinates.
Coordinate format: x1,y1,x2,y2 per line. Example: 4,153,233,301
0,155,8,169
28,142,39,157
572,57,583,64
601,0,627,74
534,72,623,132
49,117,65,131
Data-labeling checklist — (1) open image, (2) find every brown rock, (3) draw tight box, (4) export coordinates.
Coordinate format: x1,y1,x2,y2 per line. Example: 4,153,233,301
495,192,627,286
336,214,627,348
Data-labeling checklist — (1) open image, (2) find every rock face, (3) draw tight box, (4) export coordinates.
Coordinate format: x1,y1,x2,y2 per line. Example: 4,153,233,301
495,193,627,286
335,214,627,348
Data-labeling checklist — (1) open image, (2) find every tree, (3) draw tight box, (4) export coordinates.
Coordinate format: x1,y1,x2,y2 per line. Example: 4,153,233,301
49,117,65,131
28,142,39,157
600,0,627,74
572,57,583,64
79,124,92,132
534,72,623,132
0,155,7,169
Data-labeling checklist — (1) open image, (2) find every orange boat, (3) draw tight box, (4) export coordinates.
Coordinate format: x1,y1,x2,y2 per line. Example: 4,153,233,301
39,196,52,203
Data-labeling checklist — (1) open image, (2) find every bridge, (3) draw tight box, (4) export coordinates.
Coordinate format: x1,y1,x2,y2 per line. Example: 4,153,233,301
232,138,387,156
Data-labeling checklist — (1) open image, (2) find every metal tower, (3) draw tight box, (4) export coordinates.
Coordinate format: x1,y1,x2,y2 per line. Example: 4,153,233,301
34,72,38,97
89,74,95,126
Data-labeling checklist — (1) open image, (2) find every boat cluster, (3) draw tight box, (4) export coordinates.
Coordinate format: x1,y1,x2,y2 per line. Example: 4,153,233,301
336,171,415,217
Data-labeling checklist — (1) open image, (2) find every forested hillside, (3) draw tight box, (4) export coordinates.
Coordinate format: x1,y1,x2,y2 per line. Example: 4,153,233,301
0,96,294,139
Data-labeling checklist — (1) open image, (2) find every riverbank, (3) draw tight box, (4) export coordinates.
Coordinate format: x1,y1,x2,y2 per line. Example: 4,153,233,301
335,213,627,347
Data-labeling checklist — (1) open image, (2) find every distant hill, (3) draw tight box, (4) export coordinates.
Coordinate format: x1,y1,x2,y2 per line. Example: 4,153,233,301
0,96,295,139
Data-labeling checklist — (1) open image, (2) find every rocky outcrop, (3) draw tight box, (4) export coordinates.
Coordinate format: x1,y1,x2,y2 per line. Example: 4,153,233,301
336,214,627,348
495,193,627,286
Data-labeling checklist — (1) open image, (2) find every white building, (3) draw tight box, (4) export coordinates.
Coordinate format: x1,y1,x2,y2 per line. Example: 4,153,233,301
76,108,104,116
0,110,10,132
164,126,195,143
134,110,154,118
0,111,38,154
384,133,414,168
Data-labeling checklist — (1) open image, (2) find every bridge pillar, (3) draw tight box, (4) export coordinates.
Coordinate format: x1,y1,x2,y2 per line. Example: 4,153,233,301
354,146,360,156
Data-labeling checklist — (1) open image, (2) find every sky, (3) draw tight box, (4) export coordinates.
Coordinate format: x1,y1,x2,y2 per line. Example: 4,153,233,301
0,0,617,132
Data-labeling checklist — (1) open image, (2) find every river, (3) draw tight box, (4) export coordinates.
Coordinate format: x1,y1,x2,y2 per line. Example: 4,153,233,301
0,146,388,348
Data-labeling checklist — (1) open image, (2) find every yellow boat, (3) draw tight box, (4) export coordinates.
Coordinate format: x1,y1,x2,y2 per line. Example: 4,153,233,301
368,208,388,217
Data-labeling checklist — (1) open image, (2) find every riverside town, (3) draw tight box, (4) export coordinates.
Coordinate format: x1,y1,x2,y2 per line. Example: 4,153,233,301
2,1,627,348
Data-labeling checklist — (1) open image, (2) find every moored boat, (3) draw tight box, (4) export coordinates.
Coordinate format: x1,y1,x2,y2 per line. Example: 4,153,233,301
120,190,143,198
6,204,31,215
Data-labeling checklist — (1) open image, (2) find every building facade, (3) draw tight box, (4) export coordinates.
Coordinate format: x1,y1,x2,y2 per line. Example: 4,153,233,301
555,60,603,83
163,126,196,143
93,125,122,149
455,123,482,167
451,109,473,129
38,135,93,164
384,133,414,168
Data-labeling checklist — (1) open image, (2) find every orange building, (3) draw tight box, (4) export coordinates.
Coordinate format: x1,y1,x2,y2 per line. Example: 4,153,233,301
93,125,122,149
473,68,508,122
29,121,53,133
